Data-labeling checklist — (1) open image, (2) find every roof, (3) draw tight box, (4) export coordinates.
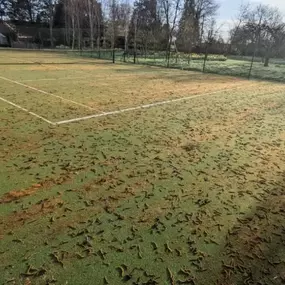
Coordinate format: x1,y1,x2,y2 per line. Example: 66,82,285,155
0,22,12,34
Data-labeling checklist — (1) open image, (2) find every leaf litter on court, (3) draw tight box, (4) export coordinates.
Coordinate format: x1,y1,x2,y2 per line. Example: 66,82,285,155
1,52,285,285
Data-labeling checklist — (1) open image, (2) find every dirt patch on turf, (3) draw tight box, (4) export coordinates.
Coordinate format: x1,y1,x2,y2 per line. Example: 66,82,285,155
0,184,41,203
0,134,42,161
27,65,65,71
0,197,64,237
0,174,73,204
84,81,250,110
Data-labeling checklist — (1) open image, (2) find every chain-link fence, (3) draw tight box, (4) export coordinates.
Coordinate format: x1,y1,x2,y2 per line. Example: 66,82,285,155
1,47,284,82
70,49,285,83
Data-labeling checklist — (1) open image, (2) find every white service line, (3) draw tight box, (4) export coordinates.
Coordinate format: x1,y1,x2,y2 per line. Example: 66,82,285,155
55,84,253,125
0,75,97,111
0,96,55,125
20,76,94,82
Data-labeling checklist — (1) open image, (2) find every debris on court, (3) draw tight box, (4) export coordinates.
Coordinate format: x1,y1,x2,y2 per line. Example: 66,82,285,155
1,51,285,285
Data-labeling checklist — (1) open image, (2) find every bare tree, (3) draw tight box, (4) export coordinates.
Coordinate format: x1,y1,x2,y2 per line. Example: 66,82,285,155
176,0,219,49
95,0,103,49
85,0,103,49
44,0,58,48
159,0,181,66
65,0,76,49
231,4,285,67
227,3,250,54
0,0,7,20
106,0,119,49
118,0,132,53
87,0,95,49
259,8,285,66
202,17,220,71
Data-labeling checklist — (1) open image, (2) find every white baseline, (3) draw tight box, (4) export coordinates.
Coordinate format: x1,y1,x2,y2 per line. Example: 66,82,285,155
0,75,97,111
0,96,55,125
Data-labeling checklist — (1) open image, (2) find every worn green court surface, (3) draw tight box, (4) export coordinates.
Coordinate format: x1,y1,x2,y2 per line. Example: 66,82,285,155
1,50,285,285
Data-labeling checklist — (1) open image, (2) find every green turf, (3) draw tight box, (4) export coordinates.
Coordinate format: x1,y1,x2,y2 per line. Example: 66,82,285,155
1,50,285,285
76,50,285,82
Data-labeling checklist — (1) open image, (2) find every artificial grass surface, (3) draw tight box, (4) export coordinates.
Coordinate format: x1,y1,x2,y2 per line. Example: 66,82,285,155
1,50,285,285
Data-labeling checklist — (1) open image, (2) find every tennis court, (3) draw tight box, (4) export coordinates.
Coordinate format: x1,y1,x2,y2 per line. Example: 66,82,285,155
1,50,285,285
1,50,279,125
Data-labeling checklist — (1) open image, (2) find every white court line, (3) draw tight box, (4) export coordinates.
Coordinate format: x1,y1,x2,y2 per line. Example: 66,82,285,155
20,76,94,82
55,83,259,125
0,75,96,111
0,96,55,125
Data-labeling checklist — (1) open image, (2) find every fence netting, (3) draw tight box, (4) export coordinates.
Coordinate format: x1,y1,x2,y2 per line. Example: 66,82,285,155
0,48,284,83
68,49,285,82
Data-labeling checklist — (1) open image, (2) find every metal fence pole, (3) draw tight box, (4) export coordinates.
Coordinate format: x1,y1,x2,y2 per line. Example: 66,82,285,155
167,50,170,68
112,49,115,63
248,51,256,79
203,44,209,73
202,53,207,73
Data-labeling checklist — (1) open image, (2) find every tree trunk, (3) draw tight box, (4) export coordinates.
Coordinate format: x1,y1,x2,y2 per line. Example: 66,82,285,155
48,1,54,48
124,29,128,54
96,13,100,50
87,0,94,49
134,16,137,63
71,16,75,50
199,16,205,47
264,56,269,67
64,3,69,47
77,16,81,49
49,18,54,48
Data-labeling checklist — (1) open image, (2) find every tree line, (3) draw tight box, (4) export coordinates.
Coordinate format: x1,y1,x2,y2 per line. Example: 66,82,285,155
1,0,285,65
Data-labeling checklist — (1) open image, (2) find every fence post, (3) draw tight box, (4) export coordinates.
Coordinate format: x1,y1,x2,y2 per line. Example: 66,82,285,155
112,49,115,63
167,51,170,68
202,54,207,73
248,52,256,79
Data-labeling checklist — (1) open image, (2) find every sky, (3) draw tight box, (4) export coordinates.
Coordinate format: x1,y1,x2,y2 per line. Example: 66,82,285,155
217,0,285,39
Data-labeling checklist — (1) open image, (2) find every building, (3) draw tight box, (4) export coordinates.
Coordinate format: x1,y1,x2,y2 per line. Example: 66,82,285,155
0,32,8,46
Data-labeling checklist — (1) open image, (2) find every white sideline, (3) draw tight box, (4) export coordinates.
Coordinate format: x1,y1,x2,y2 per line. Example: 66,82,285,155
20,76,93,82
0,96,55,125
55,84,252,125
0,75,96,111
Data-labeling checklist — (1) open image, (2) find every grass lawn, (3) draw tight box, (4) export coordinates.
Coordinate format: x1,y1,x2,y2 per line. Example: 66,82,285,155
1,50,285,285
133,57,285,82
82,50,285,82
